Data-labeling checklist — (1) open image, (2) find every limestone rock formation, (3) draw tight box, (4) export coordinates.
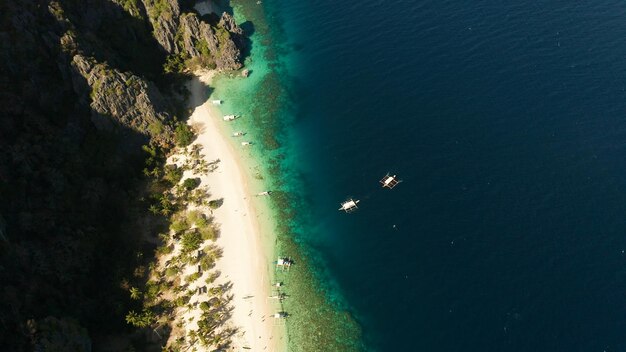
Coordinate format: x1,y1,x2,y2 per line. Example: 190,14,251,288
178,12,243,70
142,0,243,70
142,0,181,53
70,54,174,146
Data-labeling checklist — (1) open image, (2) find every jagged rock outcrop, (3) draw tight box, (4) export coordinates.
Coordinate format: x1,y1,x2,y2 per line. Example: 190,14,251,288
142,0,243,70
142,0,181,53
219,12,243,37
70,54,174,147
178,12,243,70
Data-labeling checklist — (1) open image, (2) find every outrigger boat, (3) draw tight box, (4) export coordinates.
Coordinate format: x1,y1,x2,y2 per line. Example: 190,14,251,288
211,100,222,105
273,312,288,319
339,198,360,213
268,293,288,301
223,114,237,121
380,173,401,189
233,131,246,137
241,141,252,146
276,257,293,270
256,191,271,196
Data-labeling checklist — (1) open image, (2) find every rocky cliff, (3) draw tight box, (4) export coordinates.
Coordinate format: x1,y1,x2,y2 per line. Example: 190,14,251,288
0,0,247,349
142,0,244,70
70,54,174,146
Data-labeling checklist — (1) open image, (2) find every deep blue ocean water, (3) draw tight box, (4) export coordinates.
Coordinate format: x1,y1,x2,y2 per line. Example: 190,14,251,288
264,0,626,350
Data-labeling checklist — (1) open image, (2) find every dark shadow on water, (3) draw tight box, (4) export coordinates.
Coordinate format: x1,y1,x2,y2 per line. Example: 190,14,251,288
238,20,255,60
240,20,255,36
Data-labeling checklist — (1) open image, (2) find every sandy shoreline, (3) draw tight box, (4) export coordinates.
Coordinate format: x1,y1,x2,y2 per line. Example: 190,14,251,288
184,72,285,351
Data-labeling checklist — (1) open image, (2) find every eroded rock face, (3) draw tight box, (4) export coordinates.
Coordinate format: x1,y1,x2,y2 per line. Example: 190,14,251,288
70,54,173,146
142,0,181,53
178,12,243,70
219,12,243,36
142,0,243,70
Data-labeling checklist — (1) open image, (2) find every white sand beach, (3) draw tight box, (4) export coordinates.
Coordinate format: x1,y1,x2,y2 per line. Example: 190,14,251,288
180,72,285,351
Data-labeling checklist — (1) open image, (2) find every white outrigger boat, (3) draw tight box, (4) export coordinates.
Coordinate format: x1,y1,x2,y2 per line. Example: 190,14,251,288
233,131,246,137
276,257,293,270
241,141,252,146
339,198,360,213
256,191,271,196
380,173,401,189
223,114,237,121
273,312,288,319
211,100,222,105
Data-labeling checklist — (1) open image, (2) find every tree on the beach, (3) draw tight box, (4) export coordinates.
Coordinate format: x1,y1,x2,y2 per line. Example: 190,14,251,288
125,309,155,328
129,287,142,300
149,204,160,215
182,177,200,190
208,198,223,209
175,123,194,147
180,230,202,254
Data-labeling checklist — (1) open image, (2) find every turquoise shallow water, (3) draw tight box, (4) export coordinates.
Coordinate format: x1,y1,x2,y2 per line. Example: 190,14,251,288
210,1,363,350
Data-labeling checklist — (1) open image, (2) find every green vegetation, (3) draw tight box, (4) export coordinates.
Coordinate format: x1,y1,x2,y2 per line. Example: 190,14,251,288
170,217,190,234
185,272,202,283
197,39,211,57
164,164,183,185
182,177,200,190
175,123,194,147
129,287,142,300
208,198,223,209
164,53,188,73
165,266,179,277
215,27,231,48
146,0,172,20
180,230,202,254
125,309,156,328
156,243,174,255
120,0,142,18
149,120,164,135
90,77,103,100
200,226,217,241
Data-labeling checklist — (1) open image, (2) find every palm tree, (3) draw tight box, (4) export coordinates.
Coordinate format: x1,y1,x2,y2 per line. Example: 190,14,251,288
129,287,141,300
125,309,155,328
